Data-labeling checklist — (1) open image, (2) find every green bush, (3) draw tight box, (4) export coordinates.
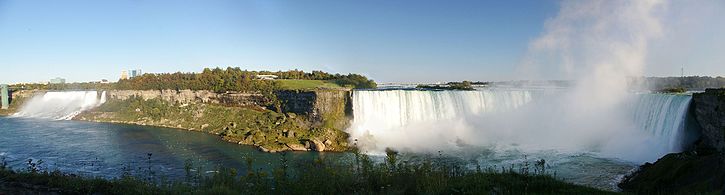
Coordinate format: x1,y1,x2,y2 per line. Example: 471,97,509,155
0,153,612,194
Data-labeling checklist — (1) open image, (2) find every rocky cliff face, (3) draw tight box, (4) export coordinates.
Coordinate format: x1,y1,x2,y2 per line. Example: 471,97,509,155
276,89,352,129
693,88,725,152
109,90,267,107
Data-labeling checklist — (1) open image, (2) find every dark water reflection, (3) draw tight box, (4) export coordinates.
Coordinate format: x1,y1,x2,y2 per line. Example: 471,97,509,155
0,117,346,179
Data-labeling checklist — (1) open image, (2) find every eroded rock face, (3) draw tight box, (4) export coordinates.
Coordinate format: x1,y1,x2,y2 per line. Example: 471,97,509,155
693,88,725,152
276,89,352,129
108,90,266,107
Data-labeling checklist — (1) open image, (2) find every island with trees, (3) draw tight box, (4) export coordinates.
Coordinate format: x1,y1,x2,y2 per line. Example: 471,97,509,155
5,67,377,153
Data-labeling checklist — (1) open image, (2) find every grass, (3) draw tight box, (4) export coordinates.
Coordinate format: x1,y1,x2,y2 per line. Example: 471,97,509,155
276,79,344,90
0,151,614,194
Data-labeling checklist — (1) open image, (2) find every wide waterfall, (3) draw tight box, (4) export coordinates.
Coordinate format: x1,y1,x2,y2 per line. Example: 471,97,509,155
348,89,693,163
351,89,534,136
630,94,692,152
13,91,107,120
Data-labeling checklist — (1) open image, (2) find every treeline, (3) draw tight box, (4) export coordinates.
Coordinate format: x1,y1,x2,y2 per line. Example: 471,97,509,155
629,76,725,91
116,67,376,91
417,81,475,90
115,68,279,93
11,67,377,92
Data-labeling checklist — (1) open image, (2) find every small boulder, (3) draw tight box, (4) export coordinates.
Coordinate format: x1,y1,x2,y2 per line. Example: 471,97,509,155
200,124,209,129
311,139,326,152
303,141,312,149
259,146,270,152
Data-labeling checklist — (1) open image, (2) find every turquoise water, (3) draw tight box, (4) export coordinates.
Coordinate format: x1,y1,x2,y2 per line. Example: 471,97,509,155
0,117,345,179
0,117,638,190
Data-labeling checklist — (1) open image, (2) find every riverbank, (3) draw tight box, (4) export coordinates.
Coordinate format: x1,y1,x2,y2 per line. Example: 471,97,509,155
0,150,613,194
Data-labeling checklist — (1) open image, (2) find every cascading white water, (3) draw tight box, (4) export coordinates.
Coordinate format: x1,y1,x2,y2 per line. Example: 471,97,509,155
348,89,692,163
630,94,692,152
13,91,107,120
351,90,534,131
348,89,540,154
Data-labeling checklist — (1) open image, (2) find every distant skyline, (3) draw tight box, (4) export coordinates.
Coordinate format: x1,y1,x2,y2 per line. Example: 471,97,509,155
1,0,724,84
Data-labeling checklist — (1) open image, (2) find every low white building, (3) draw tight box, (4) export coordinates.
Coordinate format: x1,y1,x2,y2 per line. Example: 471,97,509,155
255,75,279,80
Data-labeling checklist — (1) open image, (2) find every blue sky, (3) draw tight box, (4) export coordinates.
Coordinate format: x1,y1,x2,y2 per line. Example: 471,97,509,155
0,0,722,83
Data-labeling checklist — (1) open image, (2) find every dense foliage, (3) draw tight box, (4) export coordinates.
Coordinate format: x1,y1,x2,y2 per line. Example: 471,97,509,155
417,81,475,90
10,67,377,91
656,87,687,93
118,67,377,91
629,76,725,91
0,151,611,194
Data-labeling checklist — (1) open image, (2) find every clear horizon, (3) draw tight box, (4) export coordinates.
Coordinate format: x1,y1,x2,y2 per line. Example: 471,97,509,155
1,0,724,84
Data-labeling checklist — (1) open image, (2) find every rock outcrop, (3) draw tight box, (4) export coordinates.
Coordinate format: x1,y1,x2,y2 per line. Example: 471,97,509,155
692,88,725,152
108,90,266,107
619,152,725,193
276,89,352,129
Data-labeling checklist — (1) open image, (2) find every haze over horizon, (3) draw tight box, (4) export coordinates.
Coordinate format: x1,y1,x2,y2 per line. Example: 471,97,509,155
1,0,724,84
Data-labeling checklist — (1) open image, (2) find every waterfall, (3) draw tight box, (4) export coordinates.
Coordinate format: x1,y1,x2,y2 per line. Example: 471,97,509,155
348,89,692,162
350,89,534,135
630,94,692,151
13,91,107,120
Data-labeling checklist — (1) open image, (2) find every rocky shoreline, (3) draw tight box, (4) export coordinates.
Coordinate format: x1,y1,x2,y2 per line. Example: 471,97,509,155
74,118,334,153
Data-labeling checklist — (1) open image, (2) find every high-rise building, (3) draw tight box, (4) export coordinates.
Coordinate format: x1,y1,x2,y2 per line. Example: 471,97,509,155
50,77,66,84
129,69,143,78
120,70,129,80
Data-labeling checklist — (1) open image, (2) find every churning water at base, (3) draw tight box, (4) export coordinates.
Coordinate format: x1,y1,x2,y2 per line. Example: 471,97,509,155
13,91,107,120
348,89,693,164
